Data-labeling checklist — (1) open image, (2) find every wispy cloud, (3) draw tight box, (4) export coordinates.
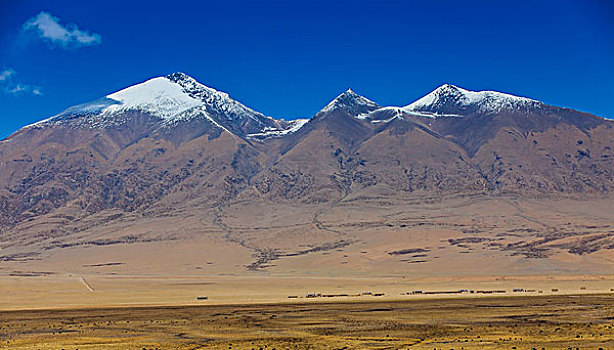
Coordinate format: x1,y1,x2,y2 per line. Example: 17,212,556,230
0,68,15,81
0,68,42,96
22,11,101,49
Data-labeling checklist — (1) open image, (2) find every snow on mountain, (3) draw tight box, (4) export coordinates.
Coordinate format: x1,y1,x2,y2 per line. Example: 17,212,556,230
403,84,545,117
247,119,309,138
24,73,307,137
28,76,204,128
166,72,269,125
21,77,558,140
319,88,381,118
103,77,202,119
365,106,406,123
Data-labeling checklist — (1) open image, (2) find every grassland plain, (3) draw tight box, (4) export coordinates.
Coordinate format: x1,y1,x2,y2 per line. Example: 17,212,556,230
1,294,613,349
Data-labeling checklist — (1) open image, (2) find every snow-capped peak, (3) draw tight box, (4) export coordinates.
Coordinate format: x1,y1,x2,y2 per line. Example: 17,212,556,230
28,73,208,127
24,73,308,137
103,76,202,119
164,72,266,125
319,88,381,118
403,84,545,117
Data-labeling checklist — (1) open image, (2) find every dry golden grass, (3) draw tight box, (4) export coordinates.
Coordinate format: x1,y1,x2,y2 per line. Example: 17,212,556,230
1,294,613,349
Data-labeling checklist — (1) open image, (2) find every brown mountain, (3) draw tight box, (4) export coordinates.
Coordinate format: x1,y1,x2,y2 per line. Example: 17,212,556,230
0,74,613,279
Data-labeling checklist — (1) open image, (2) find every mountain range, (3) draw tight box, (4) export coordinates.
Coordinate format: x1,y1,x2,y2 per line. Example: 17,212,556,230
1,73,613,277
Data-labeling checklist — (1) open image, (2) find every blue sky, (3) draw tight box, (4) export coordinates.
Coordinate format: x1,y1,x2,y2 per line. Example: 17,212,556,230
0,0,612,139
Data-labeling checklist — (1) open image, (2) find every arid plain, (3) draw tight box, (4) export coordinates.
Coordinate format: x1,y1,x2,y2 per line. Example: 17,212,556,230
2,295,614,349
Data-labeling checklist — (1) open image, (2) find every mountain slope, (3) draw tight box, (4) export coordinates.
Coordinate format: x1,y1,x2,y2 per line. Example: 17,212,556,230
0,75,613,277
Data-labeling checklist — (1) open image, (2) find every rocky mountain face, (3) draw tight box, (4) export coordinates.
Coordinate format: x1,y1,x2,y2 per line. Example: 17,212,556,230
0,74,613,272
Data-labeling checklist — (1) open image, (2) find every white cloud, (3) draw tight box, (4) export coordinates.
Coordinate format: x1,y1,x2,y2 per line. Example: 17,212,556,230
22,11,101,49
0,68,42,96
9,85,27,94
0,68,15,81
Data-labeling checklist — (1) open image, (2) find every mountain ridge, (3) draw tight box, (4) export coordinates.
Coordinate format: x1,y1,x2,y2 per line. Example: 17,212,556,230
12,73,610,143
0,73,613,276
